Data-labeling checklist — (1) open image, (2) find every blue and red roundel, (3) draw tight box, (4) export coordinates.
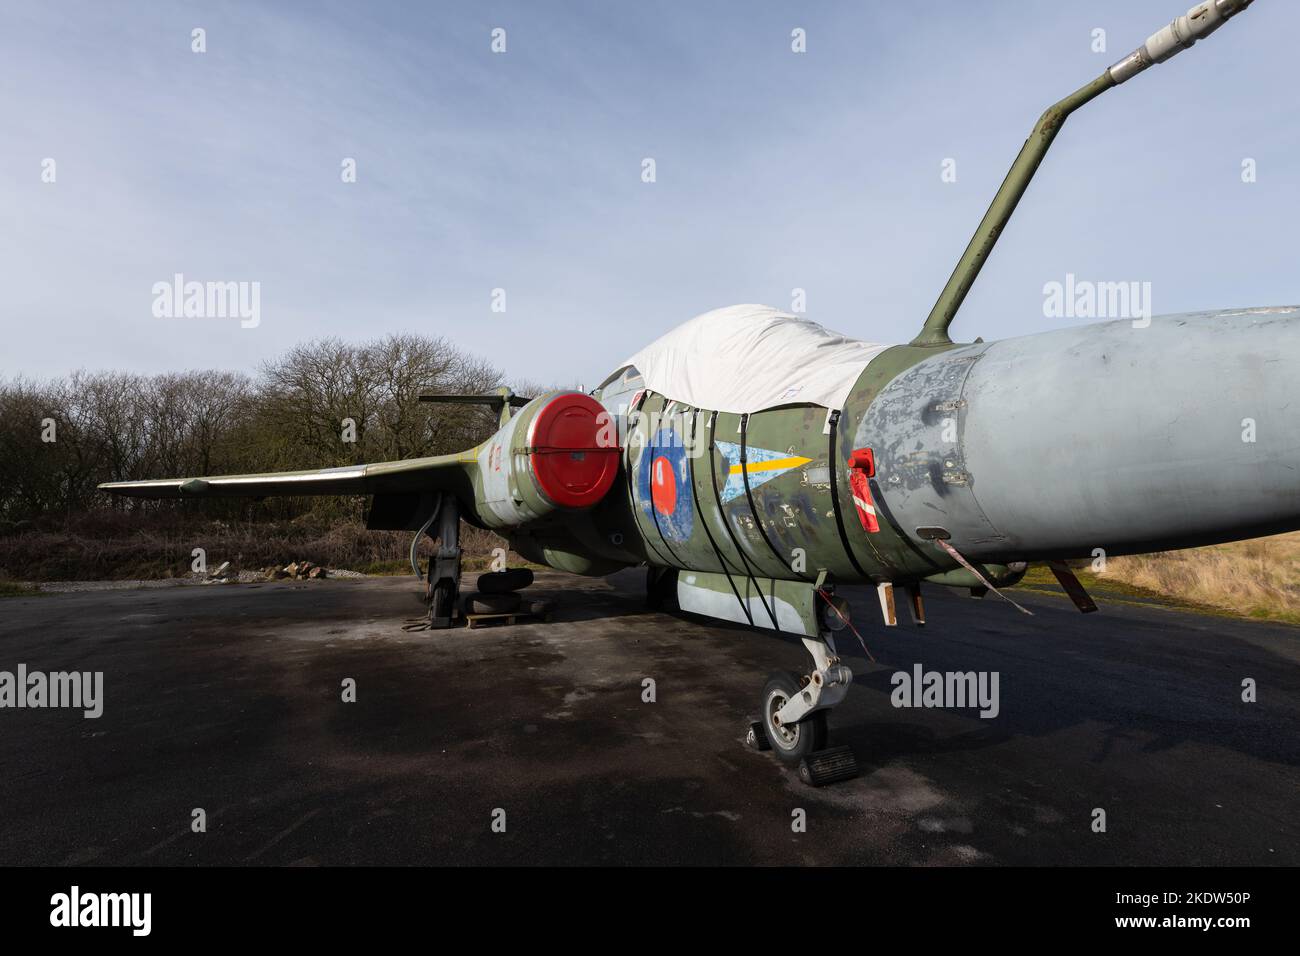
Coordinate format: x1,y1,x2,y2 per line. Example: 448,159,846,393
638,428,695,543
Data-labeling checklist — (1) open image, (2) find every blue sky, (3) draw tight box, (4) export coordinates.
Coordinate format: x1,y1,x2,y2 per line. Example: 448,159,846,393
2,0,1297,387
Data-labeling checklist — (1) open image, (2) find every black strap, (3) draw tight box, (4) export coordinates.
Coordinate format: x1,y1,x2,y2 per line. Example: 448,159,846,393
825,409,871,580
622,390,675,568
739,413,802,578
707,412,781,630
686,409,752,625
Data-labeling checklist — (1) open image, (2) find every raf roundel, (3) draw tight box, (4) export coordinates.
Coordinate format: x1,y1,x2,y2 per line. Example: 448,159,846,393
651,455,680,515
638,427,694,543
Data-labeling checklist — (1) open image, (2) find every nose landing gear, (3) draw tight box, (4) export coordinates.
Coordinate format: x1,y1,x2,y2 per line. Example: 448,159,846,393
748,631,859,786
760,671,828,762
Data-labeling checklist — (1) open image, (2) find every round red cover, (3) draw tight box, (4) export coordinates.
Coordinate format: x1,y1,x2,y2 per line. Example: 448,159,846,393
527,393,620,509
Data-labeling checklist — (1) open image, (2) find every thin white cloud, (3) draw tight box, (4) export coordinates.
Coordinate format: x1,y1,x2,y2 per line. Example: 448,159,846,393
2,0,1295,386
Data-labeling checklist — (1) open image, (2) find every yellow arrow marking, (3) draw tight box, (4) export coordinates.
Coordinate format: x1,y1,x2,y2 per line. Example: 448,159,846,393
728,455,811,476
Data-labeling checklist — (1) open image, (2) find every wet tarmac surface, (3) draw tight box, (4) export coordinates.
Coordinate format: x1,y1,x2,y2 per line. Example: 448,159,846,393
0,570,1296,865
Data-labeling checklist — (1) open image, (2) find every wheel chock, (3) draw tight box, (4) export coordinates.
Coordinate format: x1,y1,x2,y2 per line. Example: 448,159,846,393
797,745,858,787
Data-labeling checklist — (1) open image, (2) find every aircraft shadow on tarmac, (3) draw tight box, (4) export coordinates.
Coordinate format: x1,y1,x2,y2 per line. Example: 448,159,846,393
640,580,1300,773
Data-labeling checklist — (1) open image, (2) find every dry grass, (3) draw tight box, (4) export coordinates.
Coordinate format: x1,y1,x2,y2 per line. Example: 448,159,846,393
11,512,1300,625
1093,532,1300,624
0,575,40,598
0,512,510,582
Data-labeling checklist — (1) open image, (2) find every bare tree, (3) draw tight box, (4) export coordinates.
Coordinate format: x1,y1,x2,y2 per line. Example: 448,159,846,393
0,333,514,525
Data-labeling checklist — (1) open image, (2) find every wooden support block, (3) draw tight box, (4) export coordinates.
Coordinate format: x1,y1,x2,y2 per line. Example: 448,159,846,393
464,610,548,630
905,583,926,626
877,582,897,626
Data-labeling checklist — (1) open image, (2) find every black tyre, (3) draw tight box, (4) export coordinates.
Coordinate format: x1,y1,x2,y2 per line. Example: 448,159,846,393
429,579,457,625
463,591,522,615
760,671,827,765
477,568,534,594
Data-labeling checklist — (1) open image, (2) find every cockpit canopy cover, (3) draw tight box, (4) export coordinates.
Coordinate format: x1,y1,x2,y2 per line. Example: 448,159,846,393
615,304,890,415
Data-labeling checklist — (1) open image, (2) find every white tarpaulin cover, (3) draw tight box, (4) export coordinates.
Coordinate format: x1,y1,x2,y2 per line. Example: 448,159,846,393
619,304,892,414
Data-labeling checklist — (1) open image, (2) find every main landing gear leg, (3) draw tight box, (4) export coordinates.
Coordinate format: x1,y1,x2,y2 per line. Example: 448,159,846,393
750,631,860,786
427,499,461,629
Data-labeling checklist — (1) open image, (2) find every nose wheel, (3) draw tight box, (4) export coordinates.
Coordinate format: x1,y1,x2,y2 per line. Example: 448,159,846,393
748,633,859,786
760,671,827,764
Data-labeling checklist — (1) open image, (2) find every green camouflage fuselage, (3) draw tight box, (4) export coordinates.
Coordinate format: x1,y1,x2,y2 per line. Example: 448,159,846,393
488,343,1003,591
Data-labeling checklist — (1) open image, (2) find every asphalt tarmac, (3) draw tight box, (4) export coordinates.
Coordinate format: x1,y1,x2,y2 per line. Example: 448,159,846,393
0,570,1296,865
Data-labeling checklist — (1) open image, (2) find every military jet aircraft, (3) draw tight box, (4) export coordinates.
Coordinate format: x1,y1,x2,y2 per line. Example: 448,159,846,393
105,0,1284,775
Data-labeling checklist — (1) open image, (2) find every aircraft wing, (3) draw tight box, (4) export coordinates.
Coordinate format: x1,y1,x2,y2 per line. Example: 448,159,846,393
98,451,475,501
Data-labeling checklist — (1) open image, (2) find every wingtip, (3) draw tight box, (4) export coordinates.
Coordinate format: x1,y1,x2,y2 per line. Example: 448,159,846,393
96,479,189,499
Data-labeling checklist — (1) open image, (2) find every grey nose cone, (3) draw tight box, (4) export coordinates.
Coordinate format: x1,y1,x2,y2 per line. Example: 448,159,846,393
864,307,1300,560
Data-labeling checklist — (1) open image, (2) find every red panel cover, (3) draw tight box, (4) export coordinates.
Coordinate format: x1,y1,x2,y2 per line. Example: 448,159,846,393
527,393,620,509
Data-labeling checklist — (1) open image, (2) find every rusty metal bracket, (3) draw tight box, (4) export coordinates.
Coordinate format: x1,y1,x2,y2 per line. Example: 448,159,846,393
1047,560,1099,613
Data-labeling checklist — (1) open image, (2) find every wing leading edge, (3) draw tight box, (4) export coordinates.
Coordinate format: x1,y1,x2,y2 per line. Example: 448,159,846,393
98,451,475,500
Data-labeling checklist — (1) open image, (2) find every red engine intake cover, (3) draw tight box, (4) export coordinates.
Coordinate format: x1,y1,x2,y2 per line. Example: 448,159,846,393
526,392,620,509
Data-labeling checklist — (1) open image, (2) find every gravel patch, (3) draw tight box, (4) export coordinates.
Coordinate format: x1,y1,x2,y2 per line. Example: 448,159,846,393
31,569,369,592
